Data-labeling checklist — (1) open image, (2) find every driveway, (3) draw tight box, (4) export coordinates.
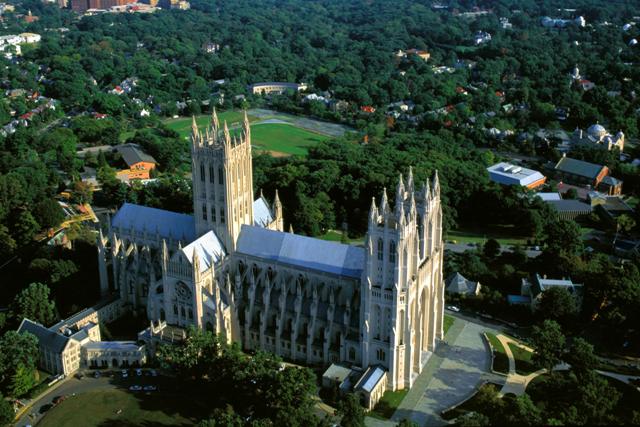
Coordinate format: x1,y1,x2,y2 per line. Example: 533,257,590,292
387,319,498,426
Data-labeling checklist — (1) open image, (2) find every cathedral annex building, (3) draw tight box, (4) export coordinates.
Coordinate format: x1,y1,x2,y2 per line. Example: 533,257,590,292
98,110,445,395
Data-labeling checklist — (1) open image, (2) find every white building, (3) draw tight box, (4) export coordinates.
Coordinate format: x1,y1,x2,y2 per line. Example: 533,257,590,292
487,162,546,189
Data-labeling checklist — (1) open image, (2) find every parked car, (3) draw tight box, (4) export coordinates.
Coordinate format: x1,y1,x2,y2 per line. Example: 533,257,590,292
143,385,157,391
136,368,142,376
121,370,128,378
94,371,101,378
75,373,83,380
150,369,158,377
129,385,142,391
53,395,67,405
446,305,460,312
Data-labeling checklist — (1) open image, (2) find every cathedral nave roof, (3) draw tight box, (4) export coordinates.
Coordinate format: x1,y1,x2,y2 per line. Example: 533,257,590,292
236,225,365,279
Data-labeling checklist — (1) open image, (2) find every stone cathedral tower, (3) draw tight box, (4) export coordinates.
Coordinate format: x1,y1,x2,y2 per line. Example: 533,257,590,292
361,168,444,390
191,110,254,251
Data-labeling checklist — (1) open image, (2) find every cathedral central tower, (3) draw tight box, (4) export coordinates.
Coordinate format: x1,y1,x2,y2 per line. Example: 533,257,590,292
191,110,254,252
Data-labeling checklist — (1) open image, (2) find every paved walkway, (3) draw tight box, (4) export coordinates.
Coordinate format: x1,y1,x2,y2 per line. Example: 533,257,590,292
383,319,497,426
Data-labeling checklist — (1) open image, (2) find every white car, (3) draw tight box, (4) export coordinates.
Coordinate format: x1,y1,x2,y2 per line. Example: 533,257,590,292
121,370,128,378
129,385,142,391
447,305,460,312
143,385,157,391
150,369,158,377
136,369,142,376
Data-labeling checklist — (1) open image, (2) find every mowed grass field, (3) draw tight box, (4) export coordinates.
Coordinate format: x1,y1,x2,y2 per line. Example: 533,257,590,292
38,389,209,427
163,113,331,156
164,111,249,139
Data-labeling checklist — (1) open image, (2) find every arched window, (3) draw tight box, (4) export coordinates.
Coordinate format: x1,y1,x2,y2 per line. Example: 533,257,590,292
181,307,186,317
376,348,386,362
209,164,214,183
348,347,356,361
188,308,193,319
389,241,396,263
218,167,224,184
159,309,166,321
200,162,205,182
377,238,384,261
202,204,207,220
173,304,178,315
205,322,213,332
212,206,216,222
220,207,225,223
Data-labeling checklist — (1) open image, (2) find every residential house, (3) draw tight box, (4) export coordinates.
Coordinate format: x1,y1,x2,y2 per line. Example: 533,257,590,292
520,273,583,311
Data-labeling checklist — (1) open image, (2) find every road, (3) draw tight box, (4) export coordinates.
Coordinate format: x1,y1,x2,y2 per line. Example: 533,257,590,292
444,242,541,258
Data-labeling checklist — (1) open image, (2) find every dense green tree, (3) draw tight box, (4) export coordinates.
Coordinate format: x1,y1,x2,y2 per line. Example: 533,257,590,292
33,199,65,230
483,238,501,259
9,365,35,398
457,412,490,427
336,393,365,427
536,287,578,327
531,320,566,375
565,338,597,374
0,393,13,426
13,282,57,326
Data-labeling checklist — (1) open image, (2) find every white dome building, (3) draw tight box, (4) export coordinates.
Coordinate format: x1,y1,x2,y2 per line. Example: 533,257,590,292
629,39,638,47
587,123,607,139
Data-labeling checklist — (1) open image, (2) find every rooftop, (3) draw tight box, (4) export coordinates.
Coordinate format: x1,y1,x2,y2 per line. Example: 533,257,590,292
83,341,144,351
253,196,274,227
555,156,605,180
236,225,365,279
18,319,69,353
112,203,196,242
180,230,226,272
115,144,156,167
445,272,479,294
354,366,387,393
487,162,545,187
546,199,592,213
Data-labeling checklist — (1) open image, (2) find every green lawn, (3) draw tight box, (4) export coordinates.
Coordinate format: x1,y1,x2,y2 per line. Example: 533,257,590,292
318,230,364,245
162,113,330,156
441,382,501,420
39,389,209,427
485,333,509,374
444,314,455,336
251,123,330,156
369,389,408,419
507,342,537,375
163,111,250,139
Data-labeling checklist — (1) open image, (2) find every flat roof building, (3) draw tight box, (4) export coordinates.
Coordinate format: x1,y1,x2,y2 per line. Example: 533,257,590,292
487,162,546,189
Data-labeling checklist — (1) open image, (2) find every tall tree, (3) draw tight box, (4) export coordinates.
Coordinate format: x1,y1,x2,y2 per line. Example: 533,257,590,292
531,320,566,375
13,282,57,326
336,393,365,427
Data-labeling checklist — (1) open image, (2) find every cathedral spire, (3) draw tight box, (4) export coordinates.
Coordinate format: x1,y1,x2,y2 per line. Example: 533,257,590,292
223,120,231,147
432,170,440,197
407,166,414,193
211,107,220,132
289,224,294,234
380,187,389,215
191,116,200,146
192,247,201,277
243,110,251,141
368,197,378,226
396,173,405,206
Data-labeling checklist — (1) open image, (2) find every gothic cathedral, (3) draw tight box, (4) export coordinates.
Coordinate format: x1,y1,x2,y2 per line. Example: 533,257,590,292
98,110,444,391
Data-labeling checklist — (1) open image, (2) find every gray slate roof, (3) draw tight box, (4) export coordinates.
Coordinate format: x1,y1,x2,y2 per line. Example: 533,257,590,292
116,144,156,167
555,157,605,180
236,225,364,279
446,272,479,294
253,197,274,227
18,318,69,353
112,203,196,242
547,199,592,213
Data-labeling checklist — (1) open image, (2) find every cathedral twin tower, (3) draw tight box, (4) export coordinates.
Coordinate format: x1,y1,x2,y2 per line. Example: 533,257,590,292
103,109,444,391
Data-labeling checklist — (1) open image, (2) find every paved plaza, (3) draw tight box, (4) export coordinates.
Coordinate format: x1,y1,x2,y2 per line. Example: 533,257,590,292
366,316,500,427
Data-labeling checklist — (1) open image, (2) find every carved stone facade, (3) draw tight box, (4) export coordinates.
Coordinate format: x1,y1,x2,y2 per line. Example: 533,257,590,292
98,110,444,391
